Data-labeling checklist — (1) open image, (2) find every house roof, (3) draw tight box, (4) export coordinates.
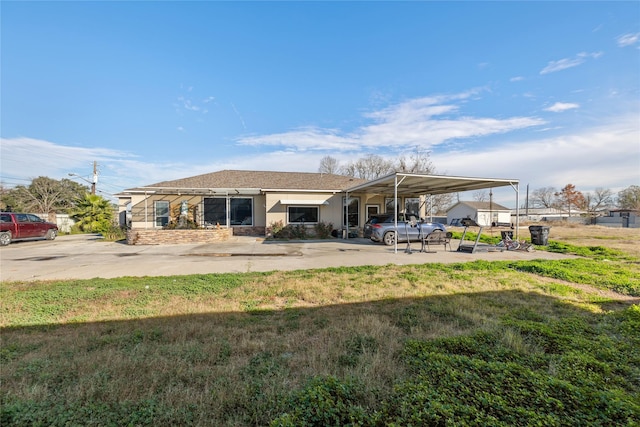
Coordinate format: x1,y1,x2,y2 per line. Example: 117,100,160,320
448,201,511,212
120,170,368,195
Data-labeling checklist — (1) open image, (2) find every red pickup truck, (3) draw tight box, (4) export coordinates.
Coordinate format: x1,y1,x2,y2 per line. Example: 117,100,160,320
0,212,58,246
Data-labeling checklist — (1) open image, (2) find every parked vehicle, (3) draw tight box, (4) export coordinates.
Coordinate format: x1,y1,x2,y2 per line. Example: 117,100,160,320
0,212,58,246
364,213,446,246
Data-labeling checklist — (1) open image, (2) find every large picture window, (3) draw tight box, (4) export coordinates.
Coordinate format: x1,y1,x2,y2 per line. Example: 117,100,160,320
288,206,318,223
204,198,253,226
230,198,253,225
155,201,169,227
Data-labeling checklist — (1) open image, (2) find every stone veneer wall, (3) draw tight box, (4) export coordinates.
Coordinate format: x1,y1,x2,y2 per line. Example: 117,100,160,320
127,228,234,245
231,226,266,236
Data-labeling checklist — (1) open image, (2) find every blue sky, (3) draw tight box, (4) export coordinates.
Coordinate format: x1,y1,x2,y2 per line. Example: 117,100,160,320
1,1,639,206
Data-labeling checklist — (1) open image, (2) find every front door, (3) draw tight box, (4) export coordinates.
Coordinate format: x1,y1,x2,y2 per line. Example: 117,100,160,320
366,205,379,221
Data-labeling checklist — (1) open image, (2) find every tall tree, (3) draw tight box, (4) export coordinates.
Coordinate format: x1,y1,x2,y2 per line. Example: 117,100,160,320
3,177,88,214
0,183,24,212
617,185,640,210
472,190,488,202
318,156,340,174
341,154,395,180
555,184,586,217
425,192,455,216
584,187,614,215
530,186,557,208
70,194,114,233
396,148,435,174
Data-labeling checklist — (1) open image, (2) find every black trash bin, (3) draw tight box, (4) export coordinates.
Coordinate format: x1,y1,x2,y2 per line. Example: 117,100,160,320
500,230,513,240
529,225,550,245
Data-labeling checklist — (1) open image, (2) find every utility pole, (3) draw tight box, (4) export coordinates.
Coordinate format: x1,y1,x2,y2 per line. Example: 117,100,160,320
92,161,98,195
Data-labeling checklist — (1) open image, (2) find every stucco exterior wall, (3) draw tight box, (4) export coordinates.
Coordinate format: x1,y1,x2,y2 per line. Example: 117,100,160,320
264,192,343,230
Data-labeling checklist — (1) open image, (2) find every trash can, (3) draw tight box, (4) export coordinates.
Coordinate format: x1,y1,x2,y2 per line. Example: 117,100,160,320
500,230,513,240
529,226,550,245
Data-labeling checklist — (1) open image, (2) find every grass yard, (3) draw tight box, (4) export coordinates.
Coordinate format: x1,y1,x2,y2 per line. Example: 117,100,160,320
1,225,639,426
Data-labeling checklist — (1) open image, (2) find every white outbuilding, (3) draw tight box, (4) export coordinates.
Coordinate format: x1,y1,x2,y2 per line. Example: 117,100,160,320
447,201,512,227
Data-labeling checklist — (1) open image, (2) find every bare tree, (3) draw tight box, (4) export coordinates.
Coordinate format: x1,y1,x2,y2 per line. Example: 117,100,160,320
530,186,557,208
555,184,586,217
341,154,395,180
396,148,435,174
318,156,340,175
426,193,455,216
472,190,488,202
584,187,614,216
617,185,640,210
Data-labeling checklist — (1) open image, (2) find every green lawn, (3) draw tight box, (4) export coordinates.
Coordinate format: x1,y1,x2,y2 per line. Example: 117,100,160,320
1,238,639,426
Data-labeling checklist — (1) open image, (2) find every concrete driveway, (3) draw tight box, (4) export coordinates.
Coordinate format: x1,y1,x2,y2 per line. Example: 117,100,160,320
0,233,574,282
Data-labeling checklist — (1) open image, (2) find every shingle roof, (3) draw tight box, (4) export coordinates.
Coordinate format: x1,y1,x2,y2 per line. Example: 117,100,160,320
131,170,367,191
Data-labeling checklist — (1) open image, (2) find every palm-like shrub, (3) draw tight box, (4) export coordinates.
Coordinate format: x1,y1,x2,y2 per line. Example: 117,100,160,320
70,193,114,233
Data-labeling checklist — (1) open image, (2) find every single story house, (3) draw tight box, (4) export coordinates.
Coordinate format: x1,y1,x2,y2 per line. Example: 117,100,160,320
117,170,521,248
447,201,512,227
596,209,639,228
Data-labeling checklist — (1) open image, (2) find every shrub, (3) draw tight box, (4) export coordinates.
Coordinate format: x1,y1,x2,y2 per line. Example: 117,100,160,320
268,220,285,238
314,221,334,239
273,224,307,240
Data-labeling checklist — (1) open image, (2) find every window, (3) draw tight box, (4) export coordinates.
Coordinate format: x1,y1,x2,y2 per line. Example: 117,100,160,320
15,214,29,223
385,198,397,215
231,198,253,225
343,197,359,227
366,205,379,221
405,198,420,218
27,214,43,223
204,198,225,226
203,198,253,226
155,201,169,227
288,206,318,223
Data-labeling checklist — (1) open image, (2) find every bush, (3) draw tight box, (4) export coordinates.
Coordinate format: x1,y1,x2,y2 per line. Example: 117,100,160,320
314,221,334,239
272,224,308,240
268,220,285,238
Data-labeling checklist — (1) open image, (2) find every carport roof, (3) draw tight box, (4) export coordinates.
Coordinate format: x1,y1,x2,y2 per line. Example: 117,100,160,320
345,172,518,196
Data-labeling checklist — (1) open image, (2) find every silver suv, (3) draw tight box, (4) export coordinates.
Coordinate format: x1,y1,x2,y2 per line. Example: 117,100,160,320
364,214,446,246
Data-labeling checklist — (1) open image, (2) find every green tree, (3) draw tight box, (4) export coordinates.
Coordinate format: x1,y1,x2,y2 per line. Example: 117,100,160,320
617,185,640,210
2,177,88,214
70,194,114,233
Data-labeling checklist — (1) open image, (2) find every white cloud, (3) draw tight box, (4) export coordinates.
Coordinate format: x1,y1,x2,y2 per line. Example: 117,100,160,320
0,137,132,181
237,91,544,152
540,52,602,74
433,113,640,196
510,76,524,82
617,32,640,47
544,102,580,112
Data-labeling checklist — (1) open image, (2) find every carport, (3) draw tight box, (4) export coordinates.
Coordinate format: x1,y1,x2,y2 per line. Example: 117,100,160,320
345,172,520,253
